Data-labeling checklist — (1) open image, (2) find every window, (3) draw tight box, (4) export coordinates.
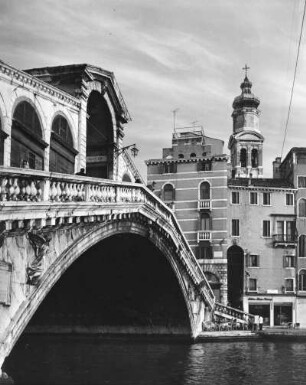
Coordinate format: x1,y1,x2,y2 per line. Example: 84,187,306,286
163,163,177,173
285,278,294,292
232,219,240,236
163,184,175,201
286,193,294,206
299,199,306,217
178,154,184,159
240,148,247,168
198,245,212,259
298,270,306,291
232,191,240,204
250,192,258,205
199,181,210,200
298,176,306,188
200,213,211,230
248,278,257,292
249,254,260,267
251,149,258,168
283,255,295,268
299,235,306,257
276,220,295,242
190,153,196,158
263,192,271,206
263,220,271,237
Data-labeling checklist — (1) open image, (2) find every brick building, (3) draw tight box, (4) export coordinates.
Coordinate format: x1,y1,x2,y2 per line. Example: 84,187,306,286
146,73,306,327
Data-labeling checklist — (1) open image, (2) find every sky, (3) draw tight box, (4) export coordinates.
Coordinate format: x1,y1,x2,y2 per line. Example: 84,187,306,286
1,0,306,179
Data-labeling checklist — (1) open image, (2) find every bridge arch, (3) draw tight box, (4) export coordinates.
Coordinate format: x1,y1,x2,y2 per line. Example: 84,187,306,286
1,214,204,365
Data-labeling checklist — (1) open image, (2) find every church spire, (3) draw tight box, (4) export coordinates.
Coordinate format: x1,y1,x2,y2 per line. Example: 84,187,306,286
228,67,264,179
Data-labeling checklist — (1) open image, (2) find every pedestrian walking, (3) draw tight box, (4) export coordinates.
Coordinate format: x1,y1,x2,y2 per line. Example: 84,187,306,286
254,314,259,331
259,315,263,331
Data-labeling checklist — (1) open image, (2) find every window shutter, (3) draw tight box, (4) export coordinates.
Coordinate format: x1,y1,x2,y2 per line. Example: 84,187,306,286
245,253,249,267
283,255,287,268
257,255,260,267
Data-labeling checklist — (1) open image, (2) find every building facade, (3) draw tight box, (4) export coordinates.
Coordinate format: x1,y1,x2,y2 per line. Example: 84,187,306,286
147,74,306,327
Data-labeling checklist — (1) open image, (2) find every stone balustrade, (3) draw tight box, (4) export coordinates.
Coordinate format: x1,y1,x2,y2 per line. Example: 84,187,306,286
0,167,215,308
214,302,254,323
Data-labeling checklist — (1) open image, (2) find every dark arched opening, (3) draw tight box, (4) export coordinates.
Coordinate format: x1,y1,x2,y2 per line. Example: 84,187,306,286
227,245,244,309
86,91,113,178
0,113,8,166
22,234,190,334
11,101,47,170
122,173,132,182
49,115,78,174
251,148,258,168
240,148,247,168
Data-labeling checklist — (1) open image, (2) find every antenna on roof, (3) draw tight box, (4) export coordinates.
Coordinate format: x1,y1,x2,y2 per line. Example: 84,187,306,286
172,108,179,133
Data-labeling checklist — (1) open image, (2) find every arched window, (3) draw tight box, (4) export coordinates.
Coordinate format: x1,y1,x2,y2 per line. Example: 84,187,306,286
299,235,306,257
299,270,306,291
11,101,46,170
190,153,196,158
299,199,306,217
200,181,210,199
240,148,247,168
49,115,77,174
251,149,258,168
178,154,184,159
200,213,210,230
164,184,175,201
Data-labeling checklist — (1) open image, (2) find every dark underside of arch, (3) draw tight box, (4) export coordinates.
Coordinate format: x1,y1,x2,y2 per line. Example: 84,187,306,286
25,234,190,334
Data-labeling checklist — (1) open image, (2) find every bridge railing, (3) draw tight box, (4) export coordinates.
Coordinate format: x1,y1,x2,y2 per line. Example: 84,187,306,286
214,302,255,323
0,167,215,308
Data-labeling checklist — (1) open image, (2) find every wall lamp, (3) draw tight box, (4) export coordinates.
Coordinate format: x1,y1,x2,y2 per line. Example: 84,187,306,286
114,143,139,157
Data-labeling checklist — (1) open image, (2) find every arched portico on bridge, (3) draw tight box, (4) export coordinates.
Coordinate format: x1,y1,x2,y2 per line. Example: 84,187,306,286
0,213,208,373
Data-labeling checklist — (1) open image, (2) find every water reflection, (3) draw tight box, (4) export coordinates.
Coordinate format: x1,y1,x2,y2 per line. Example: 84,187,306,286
4,335,306,385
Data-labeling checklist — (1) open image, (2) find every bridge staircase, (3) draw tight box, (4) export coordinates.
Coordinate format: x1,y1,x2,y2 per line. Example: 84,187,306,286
213,302,254,327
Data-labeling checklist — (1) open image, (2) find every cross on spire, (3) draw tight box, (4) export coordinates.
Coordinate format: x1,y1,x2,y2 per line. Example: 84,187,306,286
242,64,250,77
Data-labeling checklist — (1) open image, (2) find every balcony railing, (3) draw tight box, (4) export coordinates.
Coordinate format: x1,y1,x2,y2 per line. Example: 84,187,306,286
197,230,211,242
272,234,297,246
198,199,211,210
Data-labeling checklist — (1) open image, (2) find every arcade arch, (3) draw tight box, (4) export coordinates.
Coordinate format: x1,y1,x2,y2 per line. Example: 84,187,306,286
86,91,114,178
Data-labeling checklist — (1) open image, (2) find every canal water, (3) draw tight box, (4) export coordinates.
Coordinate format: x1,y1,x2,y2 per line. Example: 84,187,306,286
4,335,306,385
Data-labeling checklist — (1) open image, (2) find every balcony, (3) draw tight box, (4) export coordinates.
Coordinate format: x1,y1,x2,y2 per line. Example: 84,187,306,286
272,234,297,248
197,230,211,242
198,199,211,210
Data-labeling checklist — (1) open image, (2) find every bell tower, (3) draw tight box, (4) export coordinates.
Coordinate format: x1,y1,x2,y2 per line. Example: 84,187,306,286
228,65,264,178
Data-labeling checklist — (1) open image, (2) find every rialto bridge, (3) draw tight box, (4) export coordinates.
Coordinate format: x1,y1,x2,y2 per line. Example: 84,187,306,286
0,59,249,377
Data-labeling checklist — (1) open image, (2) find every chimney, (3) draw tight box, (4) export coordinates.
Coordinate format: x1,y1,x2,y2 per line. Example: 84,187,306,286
273,157,282,179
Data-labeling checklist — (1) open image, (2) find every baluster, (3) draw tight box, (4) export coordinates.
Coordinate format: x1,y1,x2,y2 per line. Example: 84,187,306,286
36,180,42,201
65,183,71,201
56,182,62,201
8,178,15,201
30,180,37,201
61,182,67,202
50,181,58,201
0,177,8,201
96,186,102,202
13,178,20,201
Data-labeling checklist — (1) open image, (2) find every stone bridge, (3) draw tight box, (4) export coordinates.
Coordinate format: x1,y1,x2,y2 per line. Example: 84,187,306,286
0,168,216,372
